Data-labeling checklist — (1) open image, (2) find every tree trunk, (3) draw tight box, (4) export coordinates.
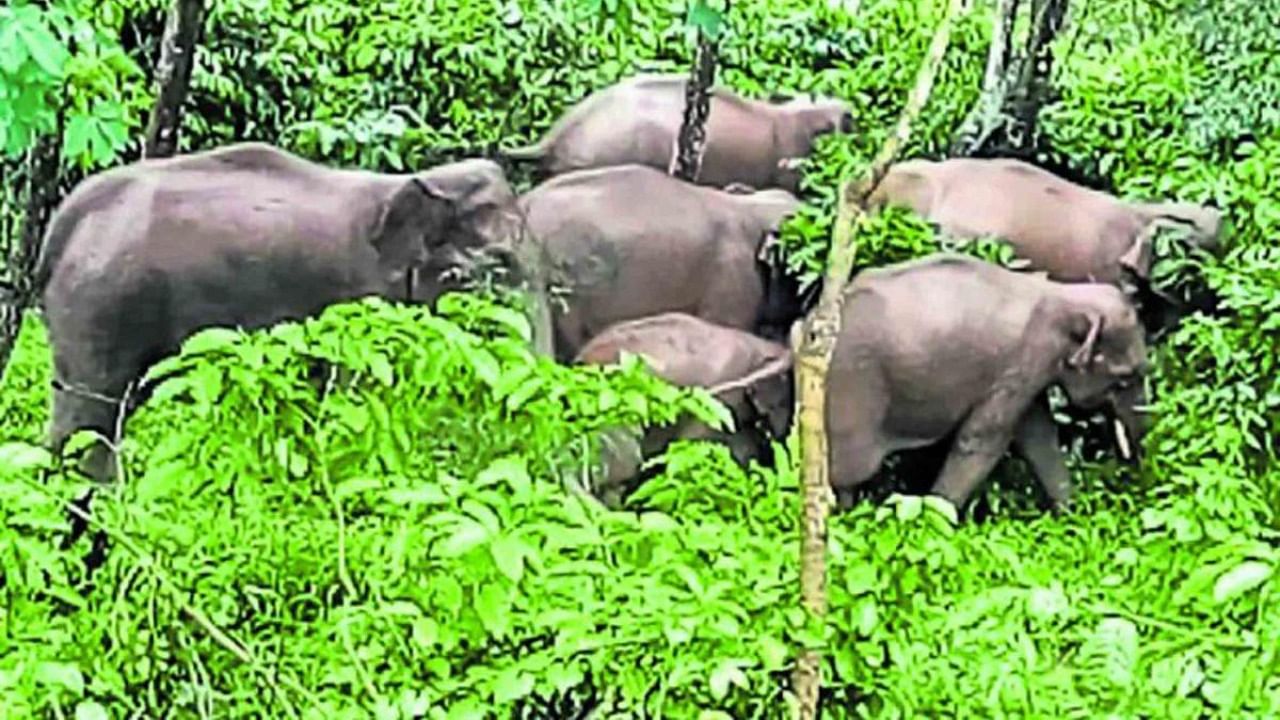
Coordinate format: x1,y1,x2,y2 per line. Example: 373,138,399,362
1004,0,1068,153
142,0,206,159
0,129,62,375
671,4,726,182
949,0,1019,156
790,0,966,716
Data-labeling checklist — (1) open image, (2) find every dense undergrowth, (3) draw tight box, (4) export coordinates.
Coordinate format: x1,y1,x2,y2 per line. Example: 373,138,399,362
3,0,1279,716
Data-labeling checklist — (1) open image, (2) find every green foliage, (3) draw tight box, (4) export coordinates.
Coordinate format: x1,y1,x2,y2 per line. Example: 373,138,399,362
0,1,141,166
2,0,1280,715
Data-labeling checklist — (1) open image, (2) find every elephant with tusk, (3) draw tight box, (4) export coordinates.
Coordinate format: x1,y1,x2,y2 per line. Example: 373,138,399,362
866,155,1222,461
826,254,1149,515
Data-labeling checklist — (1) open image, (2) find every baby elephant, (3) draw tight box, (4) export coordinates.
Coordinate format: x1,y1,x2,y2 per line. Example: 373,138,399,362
828,254,1148,513
575,313,794,502
503,73,854,193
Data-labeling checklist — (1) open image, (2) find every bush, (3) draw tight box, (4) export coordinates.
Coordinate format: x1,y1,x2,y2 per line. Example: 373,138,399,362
2,0,1279,715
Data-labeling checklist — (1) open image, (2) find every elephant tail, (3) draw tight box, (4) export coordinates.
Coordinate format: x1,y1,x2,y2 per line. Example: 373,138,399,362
499,137,551,162
705,350,794,398
1134,202,1224,247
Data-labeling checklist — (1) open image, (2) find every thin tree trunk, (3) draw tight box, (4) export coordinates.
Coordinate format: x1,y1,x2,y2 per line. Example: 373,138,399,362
790,0,966,715
671,2,728,182
143,0,206,159
0,129,62,375
1005,0,1068,152
950,0,1019,156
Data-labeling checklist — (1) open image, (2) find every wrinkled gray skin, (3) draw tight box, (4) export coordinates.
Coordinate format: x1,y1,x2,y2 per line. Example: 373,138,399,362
828,254,1149,514
518,164,805,361
574,312,794,504
37,141,523,481
868,156,1221,460
503,73,855,193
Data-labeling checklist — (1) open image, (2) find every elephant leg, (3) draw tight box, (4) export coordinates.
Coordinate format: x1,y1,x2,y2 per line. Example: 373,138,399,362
49,382,125,483
1011,397,1072,511
929,395,1026,511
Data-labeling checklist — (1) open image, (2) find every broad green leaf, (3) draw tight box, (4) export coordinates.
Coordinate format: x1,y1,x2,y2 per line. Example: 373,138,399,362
757,635,789,671
489,534,527,584
438,519,490,557
708,659,747,700
491,667,535,704
686,0,726,40
474,583,511,636
15,16,69,77
0,442,52,475
1212,561,1273,604
34,661,84,695
74,701,109,720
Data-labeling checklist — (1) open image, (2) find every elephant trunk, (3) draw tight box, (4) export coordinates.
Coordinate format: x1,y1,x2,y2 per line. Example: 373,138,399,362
1134,202,1224,250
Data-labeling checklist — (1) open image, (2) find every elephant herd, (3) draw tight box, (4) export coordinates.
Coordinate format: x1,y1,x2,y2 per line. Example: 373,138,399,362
33,72,1224,516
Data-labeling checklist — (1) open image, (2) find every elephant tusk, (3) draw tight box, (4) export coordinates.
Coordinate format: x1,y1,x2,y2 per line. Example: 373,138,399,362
1114,417,1132,460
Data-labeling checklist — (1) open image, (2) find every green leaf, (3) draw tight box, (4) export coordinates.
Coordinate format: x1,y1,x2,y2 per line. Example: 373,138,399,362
491,666,535,704
182,327,244,356
15,16,69,77
708,659,747,700
439,519,490,557
368,353,394,385
1212,561,1273,604
686,0,725,40
639,511,680,532
891,493,923,522
474,583,511,636
74,701,109,720
489,534,527,584
757,635,789,671
35,661,84,695
0,442,53,475
385,485,448,506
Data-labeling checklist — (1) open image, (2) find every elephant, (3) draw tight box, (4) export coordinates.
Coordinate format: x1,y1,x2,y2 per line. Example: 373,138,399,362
826,253,1149,514
517,164,807,361
866,156,1221,459
574,312,794,503
867,156,1222,287
35,141,524,481
501,73,855,193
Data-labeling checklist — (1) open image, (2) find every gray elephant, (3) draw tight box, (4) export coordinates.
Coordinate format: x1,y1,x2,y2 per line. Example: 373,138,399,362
866,156,1221,459
36,141,523,480
502,73,854,193
866,156,1223,288
827,254,1148,513
518,164,806,361
574,312,794,503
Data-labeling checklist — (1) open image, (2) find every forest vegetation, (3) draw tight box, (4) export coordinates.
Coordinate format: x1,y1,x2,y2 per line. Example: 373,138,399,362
1,0,1277,717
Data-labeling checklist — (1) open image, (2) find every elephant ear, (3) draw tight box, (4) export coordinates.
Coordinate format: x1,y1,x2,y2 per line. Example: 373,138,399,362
415,159,518,249
369,179,443,275
1063,307,1104,370
1118,220,1159,281
746,370,795,439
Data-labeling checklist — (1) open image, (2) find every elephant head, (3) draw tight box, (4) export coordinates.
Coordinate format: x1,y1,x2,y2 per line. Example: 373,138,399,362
733,188,805,337
1050,284,1150,449
771,95,855,188
376,158,523,304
